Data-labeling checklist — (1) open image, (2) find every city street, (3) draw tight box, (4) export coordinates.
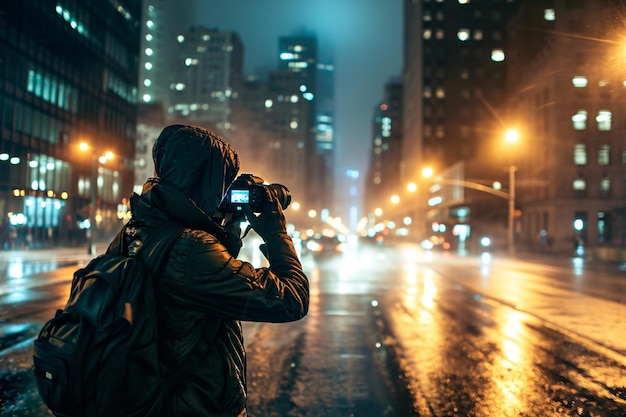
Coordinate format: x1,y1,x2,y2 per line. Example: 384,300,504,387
1,240,625,416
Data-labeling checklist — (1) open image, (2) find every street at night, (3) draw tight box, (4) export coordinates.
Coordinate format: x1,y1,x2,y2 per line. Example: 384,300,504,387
1,240,625,416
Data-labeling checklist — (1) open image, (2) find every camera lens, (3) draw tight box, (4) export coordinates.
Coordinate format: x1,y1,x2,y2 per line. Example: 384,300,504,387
267,183,291,210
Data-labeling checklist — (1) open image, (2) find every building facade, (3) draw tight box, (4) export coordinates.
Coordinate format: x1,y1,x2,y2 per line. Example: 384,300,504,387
507,0,626,256
135,8,244,190
0,0,141,248
365,79,403,218
399,0,522,246
167,26,243,130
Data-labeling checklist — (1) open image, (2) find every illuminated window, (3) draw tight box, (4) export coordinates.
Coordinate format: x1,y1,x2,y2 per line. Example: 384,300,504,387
457,29,470,41
598,145,610,165
491,49,505,62
436,30,444,40
596,110,611,130
572,76,587,88
573,178,586,190
423,29,432,39
597,211,609,240
436,87,445,98
458,0,469,3
544,9,556,21
474,30,483,40
573,144,587,165
572,110,587,130
600,178,611,198
423,86,432,98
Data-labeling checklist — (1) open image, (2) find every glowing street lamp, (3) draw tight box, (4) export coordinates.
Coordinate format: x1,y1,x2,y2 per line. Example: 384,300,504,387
505,129,520,143
80,142,114,255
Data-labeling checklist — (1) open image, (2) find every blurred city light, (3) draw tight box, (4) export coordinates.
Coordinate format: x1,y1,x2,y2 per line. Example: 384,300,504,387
505,129,519,143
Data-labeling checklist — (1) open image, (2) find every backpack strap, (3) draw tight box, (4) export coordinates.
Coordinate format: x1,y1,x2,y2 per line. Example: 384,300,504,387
133,222,220,412
135,221,185,275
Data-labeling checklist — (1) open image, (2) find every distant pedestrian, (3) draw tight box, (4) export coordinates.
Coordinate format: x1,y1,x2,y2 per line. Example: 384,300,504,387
107,124,309,417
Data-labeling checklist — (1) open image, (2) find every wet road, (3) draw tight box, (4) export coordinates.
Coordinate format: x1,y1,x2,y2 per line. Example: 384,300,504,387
1,241,625,416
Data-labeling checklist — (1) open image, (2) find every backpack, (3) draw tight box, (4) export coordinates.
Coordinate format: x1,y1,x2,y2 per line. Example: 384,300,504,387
32,221,184,417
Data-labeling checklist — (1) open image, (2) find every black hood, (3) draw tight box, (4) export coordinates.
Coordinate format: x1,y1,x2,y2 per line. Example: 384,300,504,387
152,125,240,216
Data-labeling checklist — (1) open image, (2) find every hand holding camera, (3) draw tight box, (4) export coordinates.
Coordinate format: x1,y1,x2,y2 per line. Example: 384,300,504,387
241,187,287,240
220,174,291,241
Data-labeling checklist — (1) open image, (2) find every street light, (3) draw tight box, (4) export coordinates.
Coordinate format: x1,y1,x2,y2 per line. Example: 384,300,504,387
507,165,517,256
80,142,114,255
419,132,518,255
504,129,519,255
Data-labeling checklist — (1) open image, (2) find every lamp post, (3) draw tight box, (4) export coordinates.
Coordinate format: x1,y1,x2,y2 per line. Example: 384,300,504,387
507,165,517,256
504,129,519,256
88,155,98,255
420,161,518,254
80,142,113,255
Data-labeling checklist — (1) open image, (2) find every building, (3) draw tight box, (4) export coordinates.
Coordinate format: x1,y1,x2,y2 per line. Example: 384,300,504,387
0,1,141,248
237,70,314,216
135,8,244,191
167,26,243,130
138,0,196,107
315,62,336,214
365,79,403,219
506,1,626,256
401,0,521,245
277,35,335,219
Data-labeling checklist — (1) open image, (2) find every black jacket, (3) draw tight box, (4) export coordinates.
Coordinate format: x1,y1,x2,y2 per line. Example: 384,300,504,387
115,125,309,416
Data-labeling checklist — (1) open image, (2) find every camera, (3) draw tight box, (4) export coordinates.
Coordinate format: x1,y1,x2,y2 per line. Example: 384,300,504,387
219,173,291,213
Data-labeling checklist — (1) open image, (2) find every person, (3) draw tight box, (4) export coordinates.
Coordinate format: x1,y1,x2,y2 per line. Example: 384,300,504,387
108,124,309,417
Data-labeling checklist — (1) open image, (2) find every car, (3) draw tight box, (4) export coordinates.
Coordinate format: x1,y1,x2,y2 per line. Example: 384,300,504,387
303,235,347,255
420,235,452,251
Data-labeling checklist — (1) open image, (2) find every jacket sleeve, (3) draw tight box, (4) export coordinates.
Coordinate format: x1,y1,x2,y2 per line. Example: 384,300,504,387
159,229,309,323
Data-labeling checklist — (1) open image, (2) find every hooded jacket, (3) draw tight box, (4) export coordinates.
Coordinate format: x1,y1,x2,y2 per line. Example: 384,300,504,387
115,125,309,416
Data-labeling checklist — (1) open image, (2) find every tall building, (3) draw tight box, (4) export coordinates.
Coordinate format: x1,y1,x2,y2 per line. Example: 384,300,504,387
167,26,243,129
315,62,336,213
403,0,520,178
237,70,313,214
401,0,520,241
365,80,403,217
0,1,141,248
506,1,626,255
138,0,196,107
277,35,335,217
135,8,243,190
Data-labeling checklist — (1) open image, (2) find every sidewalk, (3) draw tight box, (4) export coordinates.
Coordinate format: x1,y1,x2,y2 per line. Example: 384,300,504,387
0,243,110,297
0,242,110,263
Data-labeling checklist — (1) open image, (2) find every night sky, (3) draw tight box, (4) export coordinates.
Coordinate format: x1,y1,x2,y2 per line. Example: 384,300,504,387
194,0,403,220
